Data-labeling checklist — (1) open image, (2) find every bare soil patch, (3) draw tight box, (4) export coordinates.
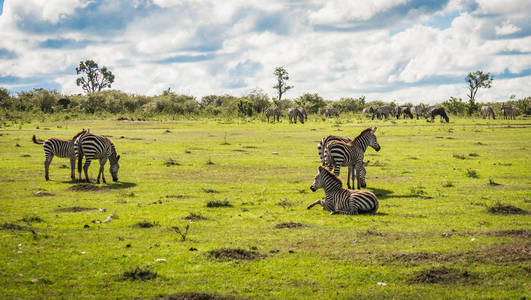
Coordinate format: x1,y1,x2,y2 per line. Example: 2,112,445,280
409,266,478,284
55,206,98,212
487,229,531,238
0,223,34,232
69,184,104,192
275,222,307,229
487,203,528,215
154,292,241,300
207,248,265,261
120,265,158,281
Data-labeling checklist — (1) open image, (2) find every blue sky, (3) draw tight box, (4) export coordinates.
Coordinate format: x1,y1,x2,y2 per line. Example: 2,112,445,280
0,0,529,103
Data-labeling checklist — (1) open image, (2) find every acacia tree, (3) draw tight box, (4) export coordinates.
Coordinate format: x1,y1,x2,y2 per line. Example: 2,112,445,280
466,70,493,115
76,60,115,93
273,67,293,105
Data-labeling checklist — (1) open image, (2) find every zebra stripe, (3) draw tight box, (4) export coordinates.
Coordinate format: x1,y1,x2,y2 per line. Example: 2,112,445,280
501,104,516,120
265,107,280,122
414,105,426,120
396,106,414,119
308,166,379,215
75,133,120,183
426,107,449,123
322,127,380,189
372,106,394,120
33,129,89,181
288,108,304,124
481,105,495,119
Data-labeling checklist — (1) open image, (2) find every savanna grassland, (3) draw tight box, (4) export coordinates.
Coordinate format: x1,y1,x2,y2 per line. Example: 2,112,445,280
0,116,530,299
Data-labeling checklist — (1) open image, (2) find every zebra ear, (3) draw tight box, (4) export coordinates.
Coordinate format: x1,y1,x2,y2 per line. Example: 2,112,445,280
117,155,120,161
372,127,377,133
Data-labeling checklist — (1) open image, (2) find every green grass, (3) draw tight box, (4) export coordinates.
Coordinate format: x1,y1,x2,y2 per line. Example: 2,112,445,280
0,116,530,299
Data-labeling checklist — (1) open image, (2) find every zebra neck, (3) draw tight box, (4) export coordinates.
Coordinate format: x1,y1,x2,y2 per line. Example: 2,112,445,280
354,136,368,152
322,175,343,195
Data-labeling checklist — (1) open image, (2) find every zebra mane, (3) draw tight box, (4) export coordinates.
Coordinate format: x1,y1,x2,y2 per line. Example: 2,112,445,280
319,166,343,185
354,127,374,141
71,129,88,140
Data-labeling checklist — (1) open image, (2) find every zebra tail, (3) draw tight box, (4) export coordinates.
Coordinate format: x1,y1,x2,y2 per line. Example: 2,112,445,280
32,135,43,145
77,141,83,174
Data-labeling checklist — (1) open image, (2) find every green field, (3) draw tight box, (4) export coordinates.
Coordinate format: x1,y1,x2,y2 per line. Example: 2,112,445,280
0,116,530,299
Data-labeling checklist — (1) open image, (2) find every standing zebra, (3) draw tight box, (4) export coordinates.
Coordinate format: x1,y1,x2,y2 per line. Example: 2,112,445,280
481,105,495,119
372,106,394,120
75,133,120,183
396,106,414,119
307,166,379,215
322,108,339,117
322,127,380,189
501,104,516,120
288,108,305,124
414,105,426,120
265,107,280,122
32,129,90,181
298,107,308,121
425,106,449,123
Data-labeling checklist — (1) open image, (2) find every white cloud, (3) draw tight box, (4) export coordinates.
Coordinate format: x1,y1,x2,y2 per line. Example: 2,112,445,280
495,20,521,36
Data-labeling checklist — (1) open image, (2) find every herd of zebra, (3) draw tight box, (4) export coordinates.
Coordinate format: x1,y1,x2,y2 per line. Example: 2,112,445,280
32,129,120,184
308,127,380,215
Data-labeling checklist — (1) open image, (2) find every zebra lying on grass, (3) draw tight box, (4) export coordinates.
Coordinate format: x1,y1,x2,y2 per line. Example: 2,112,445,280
321,127,380,189
307,166,379,215
265,107,280,122
75,133,120,183
481,105,495,119
32,129,90,181
288,108,305,124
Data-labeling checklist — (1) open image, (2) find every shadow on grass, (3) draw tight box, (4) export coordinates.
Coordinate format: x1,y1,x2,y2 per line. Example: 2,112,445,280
366,187,431,200
105,182,137,189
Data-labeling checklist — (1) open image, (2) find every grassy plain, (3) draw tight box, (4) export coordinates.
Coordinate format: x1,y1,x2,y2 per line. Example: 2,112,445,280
0,115,530,299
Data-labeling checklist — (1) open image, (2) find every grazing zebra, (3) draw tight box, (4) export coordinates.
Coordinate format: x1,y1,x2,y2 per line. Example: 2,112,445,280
288,108,305,124
362,107,373,115
322,127,380,189
265,107,280,122
425,106,449,123
501,104,516,120
396,106,414,119
32,129,90,181
372,106,394,120
481,105,495,119
307,166,379,215
75,133,120,183
298,107,308,121
322,108,339,117
414,105,427,120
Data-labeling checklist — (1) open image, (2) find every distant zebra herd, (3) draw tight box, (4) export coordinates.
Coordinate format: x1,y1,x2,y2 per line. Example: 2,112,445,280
308,127,380,215
33,129,120,183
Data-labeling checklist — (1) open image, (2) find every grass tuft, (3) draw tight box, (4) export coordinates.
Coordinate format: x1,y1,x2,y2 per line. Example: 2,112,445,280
183,213,207,221
442,181,454,188
206,200,232,208
409,266,478,284
207,248,265,261
453,154,466,159
487,202,527,215
121,265,158,281
135,220,159,228
466,169,479,178
164,158,181,167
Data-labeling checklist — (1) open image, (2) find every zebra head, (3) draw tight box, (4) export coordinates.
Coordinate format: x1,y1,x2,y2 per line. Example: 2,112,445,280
110,155,120,182
310,166,328,192
357,161,369,188
369,127,381,152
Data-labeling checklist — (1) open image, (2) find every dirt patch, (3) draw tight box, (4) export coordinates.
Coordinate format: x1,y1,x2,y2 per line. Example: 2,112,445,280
206,200,232,208
207,248,265,261
154,292,241,300
275,222,307,229
121,265,158,281
35,191,55,197
69,184,103,192
166,194,193,199
242,146,257,149
232,149,247,152
487,203,528,215
0,223,34,232
55,206,98,212
409,267,478,284
183,213,207,221
487,229,531,238
387,252,445,265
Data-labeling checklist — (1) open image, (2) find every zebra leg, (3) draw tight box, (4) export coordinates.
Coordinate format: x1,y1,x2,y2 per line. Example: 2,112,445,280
83,159,92,183
347,165,353,189
331,210,358,215
70,157,76,181
44,155,53,181
97,157,107,184
307,200,322,209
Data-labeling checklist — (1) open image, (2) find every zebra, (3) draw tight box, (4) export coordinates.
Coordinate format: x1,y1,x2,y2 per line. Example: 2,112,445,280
265,107,280,122
396,106,414,119
298,107,308,121
322,127,380,189
414,105,427,120
322,108,339,117
75,133,121,183
32,129,90,181
361,107,373,115
425,106,449,123
501,104,516,120
307,166,379,215
481,105,495,119
288,108,305,124
372,106,394,120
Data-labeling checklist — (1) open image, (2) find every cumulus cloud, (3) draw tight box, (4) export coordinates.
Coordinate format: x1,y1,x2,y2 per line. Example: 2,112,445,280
0,0,529,103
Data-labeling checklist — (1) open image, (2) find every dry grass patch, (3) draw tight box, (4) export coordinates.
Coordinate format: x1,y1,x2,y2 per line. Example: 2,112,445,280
275,222,307,229
487,202,528,215
154,292,242,300
55,206,98,212
409,266,478,284
207,248,265,261
69,184,104,192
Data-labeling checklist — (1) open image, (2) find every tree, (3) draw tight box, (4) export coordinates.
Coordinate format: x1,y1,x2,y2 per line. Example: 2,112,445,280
298,93,325,114
466,70,493,115
0,87,12,109
273,67,293,104
76,60,115,94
